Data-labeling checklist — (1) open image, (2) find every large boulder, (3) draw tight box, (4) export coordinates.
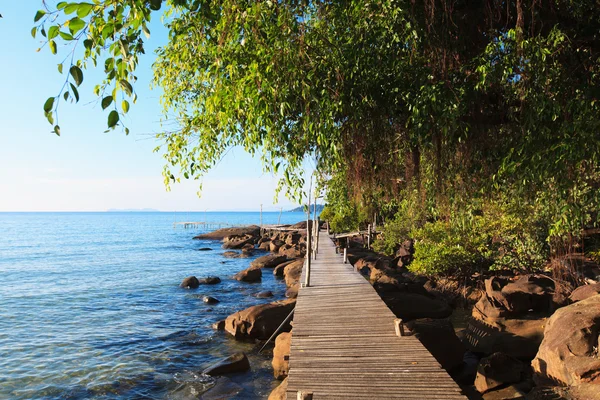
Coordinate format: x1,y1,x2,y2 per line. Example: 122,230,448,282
278,244,305,259
180,276,200,289
233,266,262,282
194,225,260,240
270,240,284,253
251,254,288,269
272,331,292,380
273,260,296,277
202,352,250,376
268,378,288,400
284,259,305,288
222,234,256,249
569,283,600,303
532,294,600,386
224,299,295,339
465,275,556,360
474,352,524,394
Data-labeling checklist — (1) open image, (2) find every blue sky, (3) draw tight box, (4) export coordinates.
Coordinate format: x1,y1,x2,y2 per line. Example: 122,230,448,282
0,3,307,212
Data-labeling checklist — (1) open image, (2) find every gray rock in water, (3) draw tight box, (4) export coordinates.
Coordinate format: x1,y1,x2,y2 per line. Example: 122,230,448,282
202,377,243,399
199,276,221,285
255,291,274,298
202,352,250,376
203,296,220,305
197,248,212,251
180,276,200,289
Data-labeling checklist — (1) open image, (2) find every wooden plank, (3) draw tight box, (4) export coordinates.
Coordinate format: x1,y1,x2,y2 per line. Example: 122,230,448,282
285,231,466,400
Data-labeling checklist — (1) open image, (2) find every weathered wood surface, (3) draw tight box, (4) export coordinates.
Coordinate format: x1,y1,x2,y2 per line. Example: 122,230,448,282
286,231,466,399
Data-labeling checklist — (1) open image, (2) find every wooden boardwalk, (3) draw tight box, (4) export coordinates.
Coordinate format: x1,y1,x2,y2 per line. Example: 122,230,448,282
286,231,466,399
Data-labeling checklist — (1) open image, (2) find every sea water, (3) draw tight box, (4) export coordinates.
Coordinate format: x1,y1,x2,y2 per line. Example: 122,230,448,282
0,211,307,399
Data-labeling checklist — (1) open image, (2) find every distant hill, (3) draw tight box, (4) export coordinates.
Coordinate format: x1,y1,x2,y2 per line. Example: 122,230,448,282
288,204,325,213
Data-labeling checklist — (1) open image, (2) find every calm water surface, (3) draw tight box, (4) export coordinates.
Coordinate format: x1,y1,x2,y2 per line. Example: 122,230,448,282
0,211,306,399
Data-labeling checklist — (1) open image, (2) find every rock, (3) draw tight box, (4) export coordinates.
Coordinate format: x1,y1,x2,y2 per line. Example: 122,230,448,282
197,247,212,251
194,225,260,240
270,240,284,253
273,260,296,277
569,283,600,303
285,233,302,246
199,276,221,285
380,292,452,320
475,353,524,393
407,318,466,372
202,352,250,376
284,259,304,288
258,240,271,251
222,251,244,258
203,296,220,304
255,291,274,298
532,294,600,386
527,384,600,400
180,276,200,289
233,266,262,282
278,244,305,259
251,254,288,269
482,384,527,400
201,377,243,399
212,320,225,330
285,285,299,299
466,308,547,360
272,331,292,379
222,233,256,249
224,299,295,339
268,378,288,400
500,275,556,314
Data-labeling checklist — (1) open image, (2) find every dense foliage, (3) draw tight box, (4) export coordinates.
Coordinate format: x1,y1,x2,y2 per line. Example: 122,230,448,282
36,1,600,274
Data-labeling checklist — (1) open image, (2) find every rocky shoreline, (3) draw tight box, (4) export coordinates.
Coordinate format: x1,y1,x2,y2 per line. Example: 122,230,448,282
176,223,308,399
179,224,600,400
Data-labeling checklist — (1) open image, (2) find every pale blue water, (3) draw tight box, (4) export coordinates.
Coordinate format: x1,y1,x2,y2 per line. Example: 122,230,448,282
0,212,307,399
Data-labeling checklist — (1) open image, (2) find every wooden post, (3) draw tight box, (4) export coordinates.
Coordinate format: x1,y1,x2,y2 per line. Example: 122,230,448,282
304,217,311,287
298,392,313,400
343,247,347,264
394,318,406,337
367,224,371,249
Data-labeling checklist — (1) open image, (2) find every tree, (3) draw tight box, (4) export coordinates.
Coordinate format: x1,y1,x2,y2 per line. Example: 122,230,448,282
34,1,600,239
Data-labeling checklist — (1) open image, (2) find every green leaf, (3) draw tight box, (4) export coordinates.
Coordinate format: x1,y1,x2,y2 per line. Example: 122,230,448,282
101,96,113,109
64,91,69,101
54,125,61,136
57,63,63,74
119,80,133,96
34,10,46,22
64,4,79,15
125,127,130,135
149,0,162,11
68,17,86,35
70,83,79,102
107,110,119,128
69,65,83,86
142,24,150,39
44,97,55,113
46,112,54,125
59,31,74,41
122,100,130,113
57,2,68,10
48,26,59,40
49,40,57,54
77,3,94,18
31,27,37,38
